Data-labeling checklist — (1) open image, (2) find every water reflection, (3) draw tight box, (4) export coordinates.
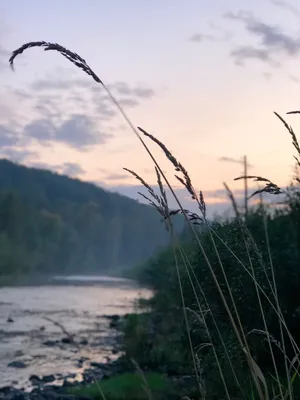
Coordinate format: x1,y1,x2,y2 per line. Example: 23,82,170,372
0,276,151,389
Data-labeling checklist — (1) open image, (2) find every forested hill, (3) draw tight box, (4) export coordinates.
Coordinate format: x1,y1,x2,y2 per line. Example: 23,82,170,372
0,159,182,282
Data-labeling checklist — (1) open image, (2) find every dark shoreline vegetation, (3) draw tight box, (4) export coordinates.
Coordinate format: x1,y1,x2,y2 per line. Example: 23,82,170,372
3,41,300,399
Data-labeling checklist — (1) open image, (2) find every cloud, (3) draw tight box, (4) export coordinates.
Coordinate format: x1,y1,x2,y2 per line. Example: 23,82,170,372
29,161,54,171
59,162,86,177
35,100,62,121
0,124,21,147
0,45,9,71
104,173,132,181
90,94,118,119
231,47,273,66
91,83,154,117
118,98,139,108
0,148,37,164
31,77,91,92
143,167,167,175
23,119,53,141
29,161,85,177
30,77,155,122
11,88,34,101
23,114,112,150
31,77,155,100
0,71,154,158
219,156,254,168
95,169,137,183
110,81,155,99
3,87,62,122
219,156,243,165
133,86,155,98
188,33,216,42
263,72,272,80
270,0,300,17
225,11,300,65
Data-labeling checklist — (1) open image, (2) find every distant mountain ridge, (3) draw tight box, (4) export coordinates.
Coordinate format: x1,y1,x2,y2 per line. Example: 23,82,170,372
0,159,183,282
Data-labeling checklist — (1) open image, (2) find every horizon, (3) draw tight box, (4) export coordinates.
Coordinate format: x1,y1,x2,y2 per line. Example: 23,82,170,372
0,156,286,219
1,0,299,217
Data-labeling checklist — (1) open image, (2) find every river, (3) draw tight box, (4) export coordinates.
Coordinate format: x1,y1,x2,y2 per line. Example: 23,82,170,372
0,276,151,390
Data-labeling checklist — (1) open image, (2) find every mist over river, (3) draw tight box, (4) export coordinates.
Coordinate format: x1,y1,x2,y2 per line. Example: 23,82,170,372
0,276,151,390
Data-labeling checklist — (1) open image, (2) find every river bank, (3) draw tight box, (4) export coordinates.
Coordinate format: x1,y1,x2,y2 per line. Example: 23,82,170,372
1,314,182,400
0,314,195,400
0,278,153,399
0,315,124,400
1,305,200,400
0,279,194,399
0,314,131,399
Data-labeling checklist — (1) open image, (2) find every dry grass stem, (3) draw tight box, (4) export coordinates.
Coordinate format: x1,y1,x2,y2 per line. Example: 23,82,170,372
9,41,103,84
277,112,300,167
234,175,282,198
138,127,206,219
123,167,171,228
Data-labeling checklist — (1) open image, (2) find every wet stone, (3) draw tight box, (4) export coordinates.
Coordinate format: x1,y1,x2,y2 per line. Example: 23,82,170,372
42,340,57,347
41,376,55,384
7,361,27,369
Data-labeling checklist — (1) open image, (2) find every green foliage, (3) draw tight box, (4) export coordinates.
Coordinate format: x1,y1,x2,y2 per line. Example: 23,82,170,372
70,372,173,400
122,189,300,398
0,159,183,284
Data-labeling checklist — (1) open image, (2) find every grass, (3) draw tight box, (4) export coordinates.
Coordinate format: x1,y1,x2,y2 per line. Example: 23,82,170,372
69,372,173,400
7,40,300,400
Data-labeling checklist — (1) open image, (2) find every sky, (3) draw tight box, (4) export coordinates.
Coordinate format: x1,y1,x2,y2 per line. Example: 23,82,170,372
0,0,300,217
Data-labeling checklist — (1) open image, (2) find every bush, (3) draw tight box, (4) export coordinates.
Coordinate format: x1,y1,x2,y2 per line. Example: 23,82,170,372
122,192,300,398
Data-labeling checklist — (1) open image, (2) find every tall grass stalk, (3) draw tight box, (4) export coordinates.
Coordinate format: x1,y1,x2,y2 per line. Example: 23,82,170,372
138,127,268,399
127,165,247,399
124,166,202,391
124,154,264,396
137,122,300,398
224,183,284,400
255,193,291,400
130,167,247,399
176,243,243,399
139,127,279,398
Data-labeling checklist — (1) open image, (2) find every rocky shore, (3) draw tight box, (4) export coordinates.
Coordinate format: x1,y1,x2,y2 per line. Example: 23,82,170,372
0,359,125,399
0,315,126,400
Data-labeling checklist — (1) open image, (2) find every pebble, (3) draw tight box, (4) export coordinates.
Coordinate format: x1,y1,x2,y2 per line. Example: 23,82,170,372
7,361,27,369
61,337,73,345
41,376,55,384
42,340,57,347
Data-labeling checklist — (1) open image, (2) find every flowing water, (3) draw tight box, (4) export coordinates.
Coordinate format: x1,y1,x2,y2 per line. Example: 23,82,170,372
0,276,151,389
